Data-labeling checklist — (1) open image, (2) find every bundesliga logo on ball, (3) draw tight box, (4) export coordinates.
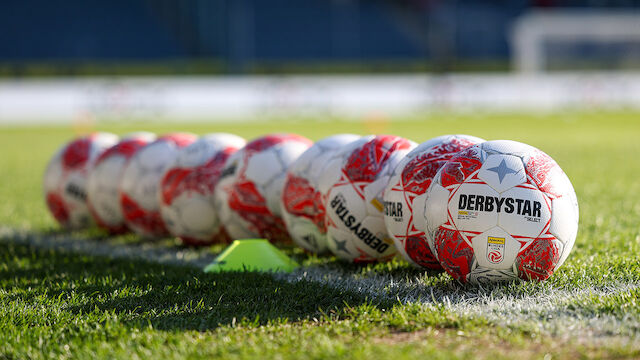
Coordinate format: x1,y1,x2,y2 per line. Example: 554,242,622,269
423,140,579,283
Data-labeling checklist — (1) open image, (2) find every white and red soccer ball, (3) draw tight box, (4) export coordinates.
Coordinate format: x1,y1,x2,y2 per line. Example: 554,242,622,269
280,134,360,254
315,135,375,247
423,140,579,283
383,135,485,269
159,133,246,246
214,134,313,243
43,133,119,229
87,132,156,234
119,133,197,238
325,135,416,263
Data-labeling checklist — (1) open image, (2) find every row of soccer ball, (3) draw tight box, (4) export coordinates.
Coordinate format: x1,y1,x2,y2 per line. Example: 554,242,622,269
44,132,579,283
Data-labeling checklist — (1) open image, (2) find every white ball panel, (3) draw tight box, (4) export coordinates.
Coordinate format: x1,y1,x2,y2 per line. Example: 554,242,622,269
265,173,287,216
134,172,162,210
119,157,141,197
448,183,500,233
477,154,527,193
200,133,246,151
137,142,175,171
423,182,450,245
176,195,217,233
553,238,569,270
287,216,328,254
326,226,359,262
308,150,335,180
43,152,63,193
160,205,183,236
120,131,156,142
290,146,321,176
223,215,255,240
92,133,120,150
411,192,429,239
481,140,535,157
245,149,284,187
274,141,311,165
471,227,520,271
87,155,127,226
176,139,215,167
498,187,551,238
550,196,579,263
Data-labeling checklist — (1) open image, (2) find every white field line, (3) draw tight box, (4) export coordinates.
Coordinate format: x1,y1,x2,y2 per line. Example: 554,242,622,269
275,265,640,339
1,227,638,341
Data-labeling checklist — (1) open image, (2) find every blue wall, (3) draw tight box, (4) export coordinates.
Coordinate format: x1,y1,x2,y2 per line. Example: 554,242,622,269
0,0,184,59
1,0,637,67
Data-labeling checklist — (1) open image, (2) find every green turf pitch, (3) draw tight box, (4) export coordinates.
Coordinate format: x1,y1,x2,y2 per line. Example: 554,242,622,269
0,111,639,359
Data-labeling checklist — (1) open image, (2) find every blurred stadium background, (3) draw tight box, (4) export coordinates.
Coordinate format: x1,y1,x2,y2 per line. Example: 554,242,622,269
1,0,639,124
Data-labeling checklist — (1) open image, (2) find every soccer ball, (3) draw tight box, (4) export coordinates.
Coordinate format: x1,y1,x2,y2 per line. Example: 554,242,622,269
120,133,197,238
43,132,119,229
159,133,246,246
214,134,313,243
316,136,375,202
280,134,360,254
383,134,484,269
423,140,579,283
87,132,156,233
325,135,416,263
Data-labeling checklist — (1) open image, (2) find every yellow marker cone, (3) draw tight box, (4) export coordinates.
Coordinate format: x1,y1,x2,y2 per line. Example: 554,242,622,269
203,239,299,273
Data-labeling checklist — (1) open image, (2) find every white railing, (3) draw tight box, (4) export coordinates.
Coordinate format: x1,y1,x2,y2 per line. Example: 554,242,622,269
511,11,640,73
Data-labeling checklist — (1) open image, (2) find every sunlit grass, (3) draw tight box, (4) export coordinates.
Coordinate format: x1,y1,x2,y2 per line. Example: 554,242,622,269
0,111,639,359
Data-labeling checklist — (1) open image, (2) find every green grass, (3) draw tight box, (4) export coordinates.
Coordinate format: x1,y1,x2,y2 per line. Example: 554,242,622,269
1,111,640,359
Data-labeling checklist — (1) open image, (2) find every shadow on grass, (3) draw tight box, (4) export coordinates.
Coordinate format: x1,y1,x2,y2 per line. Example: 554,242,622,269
0,240,392,332
40,227,115,241
37,227,182,247
0,230,548,334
